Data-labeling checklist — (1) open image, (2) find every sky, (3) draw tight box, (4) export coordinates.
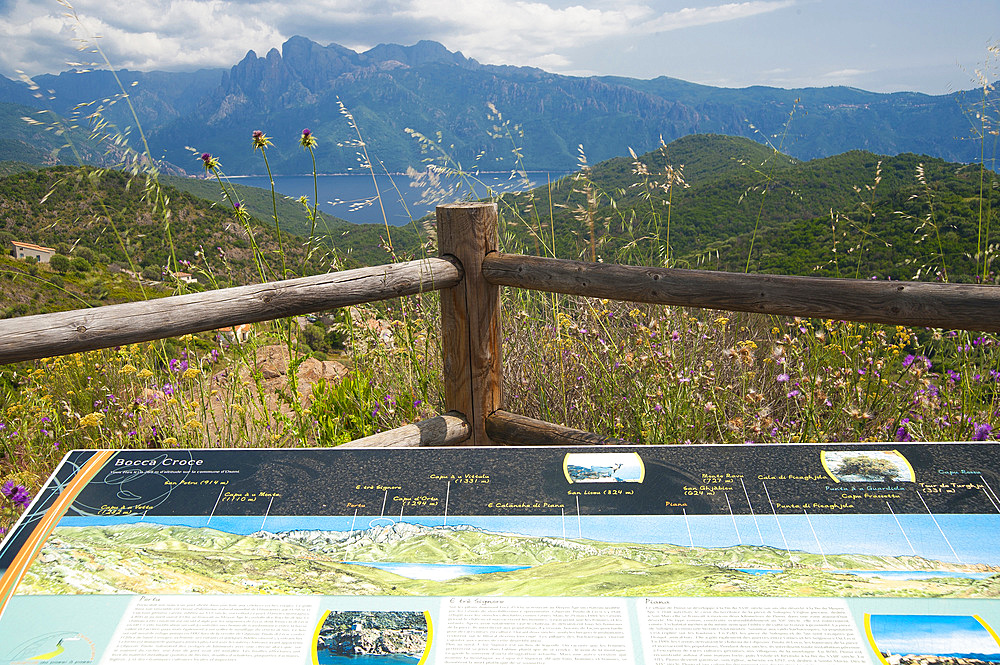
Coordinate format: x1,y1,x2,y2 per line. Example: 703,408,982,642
0,0,997,94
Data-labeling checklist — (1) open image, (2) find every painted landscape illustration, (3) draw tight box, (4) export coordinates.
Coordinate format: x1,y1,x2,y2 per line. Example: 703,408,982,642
16,513,1000,599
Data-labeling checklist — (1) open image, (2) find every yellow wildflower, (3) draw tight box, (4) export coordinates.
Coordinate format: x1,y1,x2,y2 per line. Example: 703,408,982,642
79,412,105,428
121,364,137,375
182,367,201,380
163,437,178,447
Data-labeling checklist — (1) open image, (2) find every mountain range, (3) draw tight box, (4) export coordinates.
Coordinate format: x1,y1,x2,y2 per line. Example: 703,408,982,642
0,37,992,175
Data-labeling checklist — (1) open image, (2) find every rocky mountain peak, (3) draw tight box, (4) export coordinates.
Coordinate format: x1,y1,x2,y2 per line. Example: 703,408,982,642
363,40,480,70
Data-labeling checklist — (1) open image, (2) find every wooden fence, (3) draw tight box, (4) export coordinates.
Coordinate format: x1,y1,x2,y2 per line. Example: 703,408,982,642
3,202,1000,447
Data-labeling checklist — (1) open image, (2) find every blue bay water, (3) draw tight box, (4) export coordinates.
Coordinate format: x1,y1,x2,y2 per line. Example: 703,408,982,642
232,172,566,226
342,561,530,581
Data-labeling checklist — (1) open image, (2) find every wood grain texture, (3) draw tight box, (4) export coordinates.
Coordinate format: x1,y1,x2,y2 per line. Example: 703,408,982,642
437,203,502,445
338,411,471,448
483,253,1000,332
0,257,461,365
486,410,632,446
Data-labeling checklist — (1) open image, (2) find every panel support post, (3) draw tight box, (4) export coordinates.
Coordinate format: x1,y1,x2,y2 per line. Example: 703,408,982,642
437,202,501,446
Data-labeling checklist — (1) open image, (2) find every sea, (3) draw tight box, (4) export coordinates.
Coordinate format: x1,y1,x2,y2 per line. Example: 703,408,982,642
342,561,530,581
232,171,568,226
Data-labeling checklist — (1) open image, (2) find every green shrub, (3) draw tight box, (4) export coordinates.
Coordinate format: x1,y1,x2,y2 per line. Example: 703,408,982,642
69,256,91,273
48,254,70,272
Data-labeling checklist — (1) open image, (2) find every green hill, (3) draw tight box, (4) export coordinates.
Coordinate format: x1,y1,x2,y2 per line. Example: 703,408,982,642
0,166,310,285
0,164,431,319
497,134,999,282
160,174,421,265
0,101,128,169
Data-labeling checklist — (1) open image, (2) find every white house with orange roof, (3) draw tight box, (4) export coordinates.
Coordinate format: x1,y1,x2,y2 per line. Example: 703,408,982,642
11,241,56,263
218,324,253,345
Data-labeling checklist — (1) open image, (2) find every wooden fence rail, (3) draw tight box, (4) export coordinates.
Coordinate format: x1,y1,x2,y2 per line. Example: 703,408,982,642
4,201,1000,448
482,253,1000,333
0,257,460,364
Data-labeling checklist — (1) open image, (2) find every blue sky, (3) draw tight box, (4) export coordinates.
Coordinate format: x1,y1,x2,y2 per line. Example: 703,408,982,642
0,0,996,93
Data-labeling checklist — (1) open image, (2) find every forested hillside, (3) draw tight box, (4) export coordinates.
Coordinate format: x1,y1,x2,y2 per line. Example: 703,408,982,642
497,134,999,282
0,164,425,319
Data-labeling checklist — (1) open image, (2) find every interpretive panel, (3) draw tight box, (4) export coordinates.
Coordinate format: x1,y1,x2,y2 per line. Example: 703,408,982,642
1,443,999,664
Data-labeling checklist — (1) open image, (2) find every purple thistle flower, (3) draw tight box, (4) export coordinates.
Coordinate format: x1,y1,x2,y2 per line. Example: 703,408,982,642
11,486,31,509
973,423,993,441
300,128,317,149
251,129,272,151
0,480,15,498
776,373,790,383
200,152,219,171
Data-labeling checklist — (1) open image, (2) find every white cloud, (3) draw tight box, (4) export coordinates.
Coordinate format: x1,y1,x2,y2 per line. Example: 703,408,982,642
389,0,796,72
0,0,286,75
823,68,869,79
641,1,796,33
0,0,797,77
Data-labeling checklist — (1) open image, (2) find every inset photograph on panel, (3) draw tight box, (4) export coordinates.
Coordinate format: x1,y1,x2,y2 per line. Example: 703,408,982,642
867,614,1000,665
563,452,645,484
315,610,430,665
822,450,916,483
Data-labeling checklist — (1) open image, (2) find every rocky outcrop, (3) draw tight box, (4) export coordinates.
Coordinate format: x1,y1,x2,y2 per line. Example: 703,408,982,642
317,611,427,657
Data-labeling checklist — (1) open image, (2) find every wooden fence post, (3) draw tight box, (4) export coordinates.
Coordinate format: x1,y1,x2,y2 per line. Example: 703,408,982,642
438,202,501,446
